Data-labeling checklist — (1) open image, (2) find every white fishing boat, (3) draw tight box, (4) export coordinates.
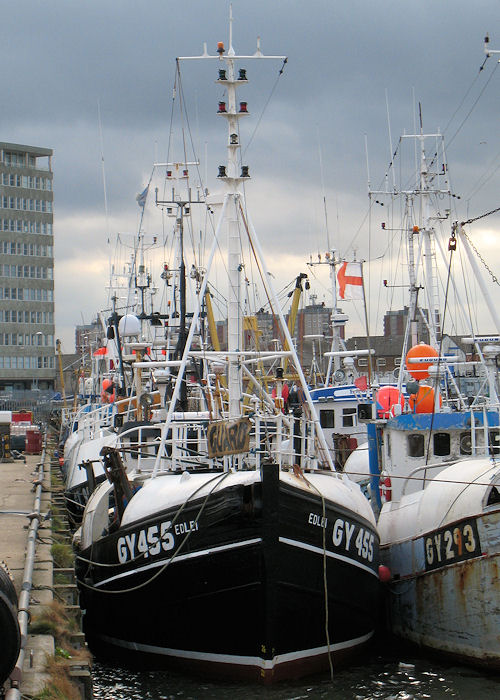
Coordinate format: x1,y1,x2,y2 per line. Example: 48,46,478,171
362,125,500,669
75,22,380,683
62,233,172,527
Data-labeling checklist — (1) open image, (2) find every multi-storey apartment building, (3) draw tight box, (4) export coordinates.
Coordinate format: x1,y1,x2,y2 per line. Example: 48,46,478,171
0,142,55,393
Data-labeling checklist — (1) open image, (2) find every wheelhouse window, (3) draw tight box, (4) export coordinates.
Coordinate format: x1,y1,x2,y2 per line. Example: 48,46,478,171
408,434,424,457
320,409,335,429
489,430,500,455
433,432,450,456
486,484,500,507
342,408,356,427
460,431,472,455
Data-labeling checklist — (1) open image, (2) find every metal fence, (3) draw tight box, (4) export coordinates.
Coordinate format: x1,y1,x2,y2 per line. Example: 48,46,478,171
0,390,56,423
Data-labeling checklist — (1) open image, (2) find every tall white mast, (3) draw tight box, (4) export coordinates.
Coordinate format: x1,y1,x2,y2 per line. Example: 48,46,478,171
178,22,286,419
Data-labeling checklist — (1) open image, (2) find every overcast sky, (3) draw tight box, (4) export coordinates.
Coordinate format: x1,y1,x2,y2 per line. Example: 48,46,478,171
3,0,500,351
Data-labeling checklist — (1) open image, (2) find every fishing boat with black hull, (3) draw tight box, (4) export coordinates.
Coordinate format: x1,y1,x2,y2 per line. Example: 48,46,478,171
75,23,380,683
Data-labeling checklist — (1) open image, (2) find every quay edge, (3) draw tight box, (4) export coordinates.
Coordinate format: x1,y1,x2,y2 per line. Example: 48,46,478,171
0,427,92,700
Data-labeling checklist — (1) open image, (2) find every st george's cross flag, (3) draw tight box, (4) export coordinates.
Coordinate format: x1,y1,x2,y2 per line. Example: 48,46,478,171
337,261,364,300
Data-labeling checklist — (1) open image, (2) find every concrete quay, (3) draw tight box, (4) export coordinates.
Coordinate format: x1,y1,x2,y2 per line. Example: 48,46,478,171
0,434,92,699
0,451,52,698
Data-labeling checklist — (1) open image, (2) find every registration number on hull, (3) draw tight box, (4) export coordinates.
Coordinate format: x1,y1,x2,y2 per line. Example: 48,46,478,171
116,519,199,564
424,517,481,571
308,512,376,565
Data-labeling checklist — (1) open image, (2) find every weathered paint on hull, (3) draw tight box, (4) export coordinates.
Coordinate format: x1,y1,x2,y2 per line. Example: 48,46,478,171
383,509,500,670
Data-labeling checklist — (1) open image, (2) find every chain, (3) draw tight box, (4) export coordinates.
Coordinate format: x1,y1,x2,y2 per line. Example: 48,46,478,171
457,222,500,285
461,205,500,225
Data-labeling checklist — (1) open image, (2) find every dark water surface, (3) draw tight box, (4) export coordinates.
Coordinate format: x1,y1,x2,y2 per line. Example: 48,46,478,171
91,643,499,699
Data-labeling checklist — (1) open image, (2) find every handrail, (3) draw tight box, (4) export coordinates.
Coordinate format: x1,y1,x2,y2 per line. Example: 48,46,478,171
6,443,46,699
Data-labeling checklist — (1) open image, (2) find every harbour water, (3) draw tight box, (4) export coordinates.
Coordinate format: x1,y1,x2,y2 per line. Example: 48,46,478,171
91,639,500,699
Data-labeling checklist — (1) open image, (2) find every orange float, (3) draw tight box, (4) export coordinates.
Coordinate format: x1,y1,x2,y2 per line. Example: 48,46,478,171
376,386,404,418
101,378,116,403
405,343,438,380
409,384,442,413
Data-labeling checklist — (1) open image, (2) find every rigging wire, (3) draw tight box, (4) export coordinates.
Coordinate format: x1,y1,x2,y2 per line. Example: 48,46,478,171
442,53,490,137
423,239,455,467
465,152,500,202
242,57,288,157
348,54,497,259
447,60,500,150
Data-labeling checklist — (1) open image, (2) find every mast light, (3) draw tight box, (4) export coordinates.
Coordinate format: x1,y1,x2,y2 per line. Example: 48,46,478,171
217,41,225,55
218,101,227,113
230,133,238,145
218,69,227,80
241,166,250,178
239,101,248,113
238,68,247,80
218,165,227,178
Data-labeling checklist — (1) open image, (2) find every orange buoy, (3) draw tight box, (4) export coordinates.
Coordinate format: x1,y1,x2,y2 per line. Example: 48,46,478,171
409,384,442,413
405,343,438,380
376,386,404,418
101,379,115,403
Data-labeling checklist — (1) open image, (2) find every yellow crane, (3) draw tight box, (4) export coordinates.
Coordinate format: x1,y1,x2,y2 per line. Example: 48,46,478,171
283,272,308,375
56,339,68,410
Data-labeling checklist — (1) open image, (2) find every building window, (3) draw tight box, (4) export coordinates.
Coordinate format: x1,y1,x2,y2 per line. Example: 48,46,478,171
320,409,335,429
357,357,368,367
376,358,387,367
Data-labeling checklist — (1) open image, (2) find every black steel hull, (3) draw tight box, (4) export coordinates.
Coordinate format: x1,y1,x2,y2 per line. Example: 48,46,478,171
76,466,380,682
